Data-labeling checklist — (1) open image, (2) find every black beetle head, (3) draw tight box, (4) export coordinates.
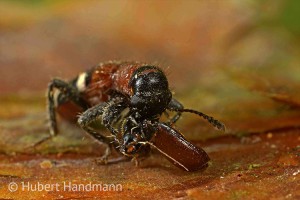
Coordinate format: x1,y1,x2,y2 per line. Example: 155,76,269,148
130,67,172,119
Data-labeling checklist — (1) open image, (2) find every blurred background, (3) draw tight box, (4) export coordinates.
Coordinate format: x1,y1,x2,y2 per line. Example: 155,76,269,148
1,2,300,199
1,0,300,139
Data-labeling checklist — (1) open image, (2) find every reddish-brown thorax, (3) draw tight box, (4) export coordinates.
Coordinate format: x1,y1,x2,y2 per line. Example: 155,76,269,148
83,61,142,106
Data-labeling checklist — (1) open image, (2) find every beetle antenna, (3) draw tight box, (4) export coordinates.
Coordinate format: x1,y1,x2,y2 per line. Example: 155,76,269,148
177,109,225,132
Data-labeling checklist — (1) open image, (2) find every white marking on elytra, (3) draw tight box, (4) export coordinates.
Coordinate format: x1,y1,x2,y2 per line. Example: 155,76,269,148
76,72,87,92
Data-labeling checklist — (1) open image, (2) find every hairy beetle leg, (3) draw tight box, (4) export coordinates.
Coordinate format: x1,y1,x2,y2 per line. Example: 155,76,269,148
77,103,113,144
77,98,127,144
48,78,88,136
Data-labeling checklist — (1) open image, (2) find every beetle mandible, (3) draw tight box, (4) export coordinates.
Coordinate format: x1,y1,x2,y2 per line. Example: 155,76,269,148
45,61,225,171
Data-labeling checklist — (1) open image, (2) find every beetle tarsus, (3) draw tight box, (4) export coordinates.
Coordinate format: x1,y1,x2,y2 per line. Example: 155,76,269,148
95,145,111,165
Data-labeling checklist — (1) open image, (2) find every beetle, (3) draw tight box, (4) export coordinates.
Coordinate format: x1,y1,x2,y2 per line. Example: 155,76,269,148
45,61,225,171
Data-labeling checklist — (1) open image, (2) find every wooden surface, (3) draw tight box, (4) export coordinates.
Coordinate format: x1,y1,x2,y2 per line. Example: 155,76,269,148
0,93,299,199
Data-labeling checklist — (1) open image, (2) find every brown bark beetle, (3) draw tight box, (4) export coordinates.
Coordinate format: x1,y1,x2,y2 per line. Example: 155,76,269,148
45,61,225,171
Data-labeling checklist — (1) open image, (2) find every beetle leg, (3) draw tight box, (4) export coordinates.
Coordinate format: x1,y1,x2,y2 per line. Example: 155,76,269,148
94,143,133,165
30,78,87,149
166,98,184,124
131,157,140,166
78,99,131,164
48,78,88,136
78,102,116,164
77,102,112,144
102,97,127,136
130,148,151,167
96,156,131,165
95,144,111,164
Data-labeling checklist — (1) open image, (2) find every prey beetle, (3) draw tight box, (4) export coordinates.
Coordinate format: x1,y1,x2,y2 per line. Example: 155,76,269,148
46,61,225,171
